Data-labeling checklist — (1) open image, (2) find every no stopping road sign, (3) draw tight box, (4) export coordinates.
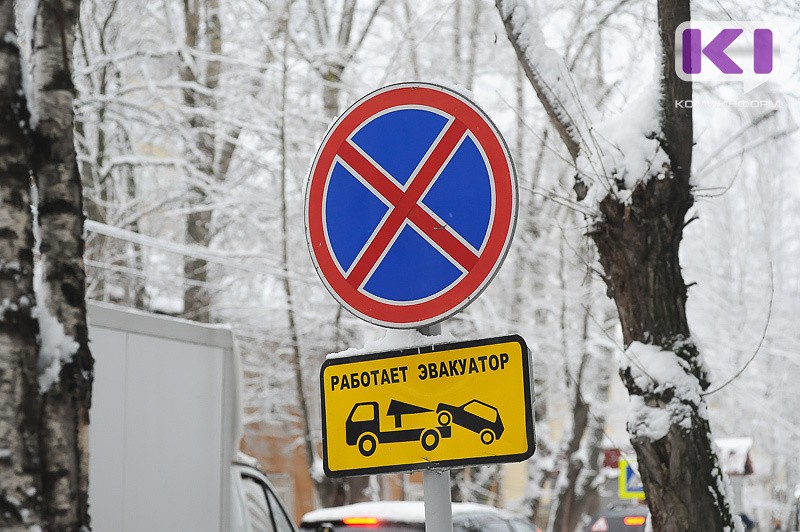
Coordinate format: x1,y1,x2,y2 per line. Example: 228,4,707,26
305,83,517,328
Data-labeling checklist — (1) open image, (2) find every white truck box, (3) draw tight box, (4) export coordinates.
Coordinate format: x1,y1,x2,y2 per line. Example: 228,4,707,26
86,301,295,532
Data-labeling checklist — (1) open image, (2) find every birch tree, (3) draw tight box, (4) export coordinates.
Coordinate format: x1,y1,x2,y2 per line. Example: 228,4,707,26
1,0,92,529
496,0,738,529
0,1,41,527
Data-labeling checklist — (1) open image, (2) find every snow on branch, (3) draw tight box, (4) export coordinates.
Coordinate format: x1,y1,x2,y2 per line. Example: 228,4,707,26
496,0,586,160
575,84,670,208
97,154,188,178
496,0,670,213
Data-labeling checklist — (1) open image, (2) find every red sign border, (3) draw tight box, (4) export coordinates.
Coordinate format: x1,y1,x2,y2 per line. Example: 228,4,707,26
305,82,517,328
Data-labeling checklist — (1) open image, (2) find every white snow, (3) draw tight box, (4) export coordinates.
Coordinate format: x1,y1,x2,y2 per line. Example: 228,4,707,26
33,263,79,394
497,0,588,152
499,0,670,213
30,185,40,253
302,500,505,523
326,328,455,359
623,342,702,406
149,293,183,315
21,0,39,130
709,461,745,532
310,454,325,483
577,83,670,208
235,451,261,469
627,395,672,441
622,342,704,440
30,183,78,392
0,259,22,277
0,298,17,320
716,437,753,475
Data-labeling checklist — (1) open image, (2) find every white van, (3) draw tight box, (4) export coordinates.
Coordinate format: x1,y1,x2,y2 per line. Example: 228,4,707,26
87,301,296,532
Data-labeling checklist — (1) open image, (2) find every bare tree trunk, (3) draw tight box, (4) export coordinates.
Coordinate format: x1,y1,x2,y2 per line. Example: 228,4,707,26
463,0,480,91
181,0,251,321
76,0,146,309
452,0,462,81
181,0,221,322
401,1,420,78
277,20,317,507
0,3,43,528
571,354,611,524
306,1,386,507
451,468,466,502
552,268,607,532
74,57,109,301
523,438,552,524
29,0,93,529
322,61,345,119
313,0,386,120
551,296,591,532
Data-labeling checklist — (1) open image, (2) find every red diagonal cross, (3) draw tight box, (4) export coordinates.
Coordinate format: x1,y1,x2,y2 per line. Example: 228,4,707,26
337,119,480,289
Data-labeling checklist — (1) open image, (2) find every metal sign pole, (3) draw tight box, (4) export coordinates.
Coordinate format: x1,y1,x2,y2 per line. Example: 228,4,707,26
423,469,452,532
417,323,453,532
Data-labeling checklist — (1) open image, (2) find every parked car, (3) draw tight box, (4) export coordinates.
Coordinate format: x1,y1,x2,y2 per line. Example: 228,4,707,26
586,504,649,532
436,399,505,444
231,453,298,532
300,501,540,532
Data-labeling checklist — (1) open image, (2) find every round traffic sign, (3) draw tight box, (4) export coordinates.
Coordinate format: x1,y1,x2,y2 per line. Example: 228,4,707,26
305,82,517,328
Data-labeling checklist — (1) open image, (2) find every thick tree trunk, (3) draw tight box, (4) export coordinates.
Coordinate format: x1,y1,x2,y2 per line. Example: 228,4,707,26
29,0,94,529
0,3,43,529
584,1,735,528
591,177,735,530
496,0,738,528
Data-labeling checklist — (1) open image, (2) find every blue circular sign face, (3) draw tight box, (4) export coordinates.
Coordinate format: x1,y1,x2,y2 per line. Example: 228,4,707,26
306,83,517,328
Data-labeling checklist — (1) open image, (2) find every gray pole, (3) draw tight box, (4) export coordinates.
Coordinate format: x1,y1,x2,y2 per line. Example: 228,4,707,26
416,323,453,532
423,469,453,532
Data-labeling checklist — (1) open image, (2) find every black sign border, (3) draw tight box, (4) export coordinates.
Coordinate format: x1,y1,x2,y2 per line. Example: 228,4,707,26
319,334,536,478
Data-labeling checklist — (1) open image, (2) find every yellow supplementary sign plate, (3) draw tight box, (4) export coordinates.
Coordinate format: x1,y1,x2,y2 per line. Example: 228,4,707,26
320,335,535,477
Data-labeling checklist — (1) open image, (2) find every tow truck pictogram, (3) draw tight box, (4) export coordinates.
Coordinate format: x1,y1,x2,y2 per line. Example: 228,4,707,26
345,400,451,456
345,399,503,456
